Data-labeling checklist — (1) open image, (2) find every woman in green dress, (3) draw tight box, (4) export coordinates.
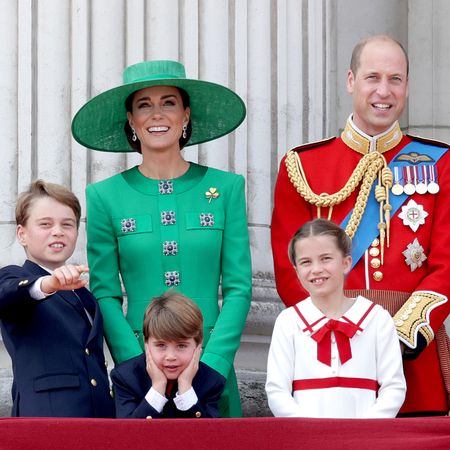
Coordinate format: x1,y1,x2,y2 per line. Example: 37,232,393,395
71,60,251,417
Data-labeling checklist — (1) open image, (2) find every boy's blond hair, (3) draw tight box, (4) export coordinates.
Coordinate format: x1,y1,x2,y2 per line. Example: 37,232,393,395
15,179,81,228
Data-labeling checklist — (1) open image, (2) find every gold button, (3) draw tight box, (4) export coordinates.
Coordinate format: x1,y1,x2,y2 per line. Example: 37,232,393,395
401,314,409,320
104,360,108,368
195,411,202,418
146,416,152,420
85,348,90,356
371,238,380,247
369,247,380,257
370,258,381,269
373,271,383,281
395,320,404,326
90,379,97,387
110,389,114,398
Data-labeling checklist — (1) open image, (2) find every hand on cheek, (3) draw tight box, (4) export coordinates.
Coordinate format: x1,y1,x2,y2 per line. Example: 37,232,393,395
178,344,201,394
145,342,167,396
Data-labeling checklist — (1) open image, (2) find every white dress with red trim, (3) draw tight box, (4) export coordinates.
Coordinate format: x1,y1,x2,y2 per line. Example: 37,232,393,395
265,296,406,418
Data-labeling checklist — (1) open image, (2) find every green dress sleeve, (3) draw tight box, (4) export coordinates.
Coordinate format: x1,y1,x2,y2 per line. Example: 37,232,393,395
86,183,143,364
200,174,252,378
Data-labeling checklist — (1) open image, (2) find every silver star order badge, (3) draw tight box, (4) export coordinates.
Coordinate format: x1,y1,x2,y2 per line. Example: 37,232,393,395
398,199,428,232
402,238,427,272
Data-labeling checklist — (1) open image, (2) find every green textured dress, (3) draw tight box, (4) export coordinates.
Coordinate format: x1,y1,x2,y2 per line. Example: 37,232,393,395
85,163,252,417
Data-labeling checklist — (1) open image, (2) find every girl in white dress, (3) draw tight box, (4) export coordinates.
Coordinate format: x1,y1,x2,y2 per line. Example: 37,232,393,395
266,218,406,418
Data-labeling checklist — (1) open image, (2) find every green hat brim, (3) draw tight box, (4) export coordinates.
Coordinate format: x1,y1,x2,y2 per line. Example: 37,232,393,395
71,78,246,152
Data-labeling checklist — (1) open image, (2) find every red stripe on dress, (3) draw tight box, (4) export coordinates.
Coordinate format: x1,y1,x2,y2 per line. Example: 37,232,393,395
293,305,327,332
355,302,376,327
341,316,362,332
293,304,313,332
292,377,379,391
341,301,377,332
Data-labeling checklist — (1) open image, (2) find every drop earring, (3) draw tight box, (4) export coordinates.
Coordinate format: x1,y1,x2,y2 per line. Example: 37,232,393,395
182,124,187,139
131,127,137,142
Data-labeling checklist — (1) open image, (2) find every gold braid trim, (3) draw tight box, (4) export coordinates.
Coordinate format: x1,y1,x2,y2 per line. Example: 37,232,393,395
419,325,434,345
393,291,447,348
285,150,392,245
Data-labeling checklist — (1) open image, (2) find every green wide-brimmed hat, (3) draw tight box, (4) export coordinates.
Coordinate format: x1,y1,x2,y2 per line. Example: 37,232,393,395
71,60,246,152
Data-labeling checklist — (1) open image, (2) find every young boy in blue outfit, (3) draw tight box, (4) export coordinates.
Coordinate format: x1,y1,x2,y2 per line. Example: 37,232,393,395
111,291,226,418
0,180,114,417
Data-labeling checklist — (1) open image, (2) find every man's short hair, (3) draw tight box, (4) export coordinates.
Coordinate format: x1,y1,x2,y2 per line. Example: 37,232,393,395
350,35,409,76
143,291,203,345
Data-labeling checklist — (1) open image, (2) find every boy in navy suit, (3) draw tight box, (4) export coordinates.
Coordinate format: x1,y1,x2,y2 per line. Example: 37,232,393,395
0,180,114,417
111,291,226,418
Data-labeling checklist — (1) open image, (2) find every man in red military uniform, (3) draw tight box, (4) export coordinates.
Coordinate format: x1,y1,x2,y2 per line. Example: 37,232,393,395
271,35,450,415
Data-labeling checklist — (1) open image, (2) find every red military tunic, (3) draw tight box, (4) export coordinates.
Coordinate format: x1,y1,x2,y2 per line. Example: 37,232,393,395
271,117,450,414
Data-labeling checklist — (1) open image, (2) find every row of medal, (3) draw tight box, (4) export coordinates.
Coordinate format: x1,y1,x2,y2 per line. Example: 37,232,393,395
391,165,439,196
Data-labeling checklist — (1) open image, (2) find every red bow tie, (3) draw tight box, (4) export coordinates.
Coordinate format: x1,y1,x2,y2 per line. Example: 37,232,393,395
311,319,359,366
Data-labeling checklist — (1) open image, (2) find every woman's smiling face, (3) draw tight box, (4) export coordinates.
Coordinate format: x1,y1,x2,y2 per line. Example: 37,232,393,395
127,85,190,153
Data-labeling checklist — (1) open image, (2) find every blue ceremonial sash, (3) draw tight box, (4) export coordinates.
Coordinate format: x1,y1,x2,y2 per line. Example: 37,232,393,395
340,141,448,269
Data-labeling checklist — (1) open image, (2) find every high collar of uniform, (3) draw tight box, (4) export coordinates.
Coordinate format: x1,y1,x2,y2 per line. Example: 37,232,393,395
341,115,403,155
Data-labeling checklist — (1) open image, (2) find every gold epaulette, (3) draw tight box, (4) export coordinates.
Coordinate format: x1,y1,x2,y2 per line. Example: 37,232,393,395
406,134,450,149
287,136,336,155
393,291,447,348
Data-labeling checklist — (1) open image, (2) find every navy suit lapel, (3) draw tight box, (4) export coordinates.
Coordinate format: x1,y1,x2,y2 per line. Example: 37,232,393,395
74,288,96,318
74,288,103,338
59,290,93,326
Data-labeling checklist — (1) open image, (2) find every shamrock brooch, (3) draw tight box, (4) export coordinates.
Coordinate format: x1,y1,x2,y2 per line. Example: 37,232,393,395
205,187,219,203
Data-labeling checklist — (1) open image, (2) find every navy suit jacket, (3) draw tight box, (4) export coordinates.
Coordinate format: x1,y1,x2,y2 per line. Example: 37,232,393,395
111,354,226,418
0,260,115,417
